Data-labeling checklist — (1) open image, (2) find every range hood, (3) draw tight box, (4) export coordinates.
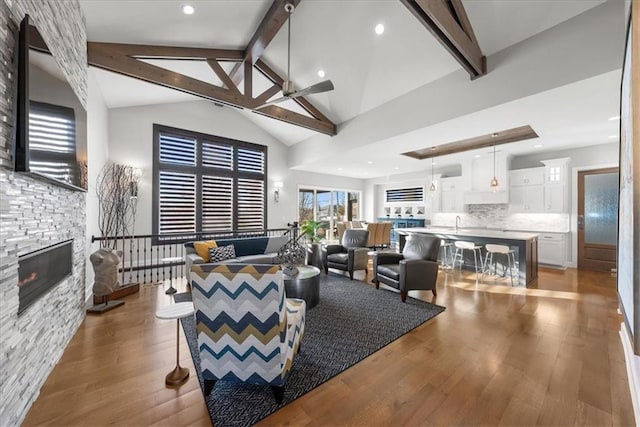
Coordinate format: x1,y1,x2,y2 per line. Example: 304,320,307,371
463,190,509,205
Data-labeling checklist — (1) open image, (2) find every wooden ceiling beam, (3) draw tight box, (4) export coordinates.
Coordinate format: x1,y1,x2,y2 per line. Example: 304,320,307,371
87,41,337,136
206,59,241,95
401,125,538,160
400,0,486,79
228,0,302,85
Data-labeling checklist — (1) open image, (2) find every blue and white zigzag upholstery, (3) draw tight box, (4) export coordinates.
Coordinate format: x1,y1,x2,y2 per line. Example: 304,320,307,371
190,263,306,387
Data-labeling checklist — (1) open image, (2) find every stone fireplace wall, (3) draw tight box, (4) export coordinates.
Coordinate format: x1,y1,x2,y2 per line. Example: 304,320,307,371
0,0,87,425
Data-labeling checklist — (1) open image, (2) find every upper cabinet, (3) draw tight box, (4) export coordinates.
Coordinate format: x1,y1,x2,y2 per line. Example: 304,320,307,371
509,168,545,212
437,176,465,213
541,158,570,213
509,158,570,213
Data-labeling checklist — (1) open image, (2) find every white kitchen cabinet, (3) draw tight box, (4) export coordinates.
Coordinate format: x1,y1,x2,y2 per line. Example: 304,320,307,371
510,168,544,186
509,168,545,212
438,177,464,212
544,183,565,212
538,233,567,266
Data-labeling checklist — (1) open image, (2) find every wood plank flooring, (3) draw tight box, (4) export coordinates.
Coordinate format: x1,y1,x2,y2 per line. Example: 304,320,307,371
22,267,635,426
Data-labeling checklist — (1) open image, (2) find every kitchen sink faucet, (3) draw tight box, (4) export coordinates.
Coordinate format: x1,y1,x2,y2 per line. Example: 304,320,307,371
455,215,461,231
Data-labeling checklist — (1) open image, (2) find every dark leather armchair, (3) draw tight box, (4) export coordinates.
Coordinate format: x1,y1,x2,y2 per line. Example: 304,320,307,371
372,233,441,302
322,229,370,280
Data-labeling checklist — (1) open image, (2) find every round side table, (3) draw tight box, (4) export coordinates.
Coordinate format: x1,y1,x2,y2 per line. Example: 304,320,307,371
155,302,194,386
160,256,183,295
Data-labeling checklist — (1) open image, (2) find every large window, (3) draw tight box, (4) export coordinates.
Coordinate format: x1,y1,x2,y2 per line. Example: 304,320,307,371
153,124,267,238
298,187,360,240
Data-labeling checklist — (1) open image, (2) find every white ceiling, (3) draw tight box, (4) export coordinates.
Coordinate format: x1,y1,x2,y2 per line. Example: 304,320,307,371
81,0,618,176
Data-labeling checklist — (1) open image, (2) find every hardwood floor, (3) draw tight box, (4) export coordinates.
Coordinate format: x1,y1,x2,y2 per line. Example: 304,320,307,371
22,267,635,426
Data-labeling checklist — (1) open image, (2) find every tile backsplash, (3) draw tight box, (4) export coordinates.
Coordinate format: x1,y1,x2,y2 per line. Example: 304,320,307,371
431,204,570,233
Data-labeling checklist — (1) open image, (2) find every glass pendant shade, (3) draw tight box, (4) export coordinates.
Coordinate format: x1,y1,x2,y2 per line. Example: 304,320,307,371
490,176,499,192
429,158,437,193
489,145,499,192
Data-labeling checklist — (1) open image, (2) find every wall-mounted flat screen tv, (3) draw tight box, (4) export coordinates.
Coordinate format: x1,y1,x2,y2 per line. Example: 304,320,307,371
13,15,87,191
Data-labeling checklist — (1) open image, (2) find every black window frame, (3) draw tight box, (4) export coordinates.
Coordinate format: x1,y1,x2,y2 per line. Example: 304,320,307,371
152,123,268,243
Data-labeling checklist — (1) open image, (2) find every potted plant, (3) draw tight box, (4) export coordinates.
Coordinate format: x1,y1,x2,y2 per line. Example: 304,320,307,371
300,220,322,243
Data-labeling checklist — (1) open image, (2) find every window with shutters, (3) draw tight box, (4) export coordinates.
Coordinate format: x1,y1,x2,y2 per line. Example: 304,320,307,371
152,124,267,240
385,187,424,203
28,101,79,185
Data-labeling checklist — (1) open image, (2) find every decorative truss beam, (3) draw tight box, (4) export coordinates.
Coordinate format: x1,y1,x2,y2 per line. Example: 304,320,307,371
87,42,337,135
400,0,487,79
228,0,302,84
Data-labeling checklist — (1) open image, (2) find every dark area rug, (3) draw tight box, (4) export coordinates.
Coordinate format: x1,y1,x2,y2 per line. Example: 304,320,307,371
176,272,445,427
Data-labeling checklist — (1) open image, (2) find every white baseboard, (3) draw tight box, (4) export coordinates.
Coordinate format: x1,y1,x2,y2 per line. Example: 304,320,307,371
619,323,640,425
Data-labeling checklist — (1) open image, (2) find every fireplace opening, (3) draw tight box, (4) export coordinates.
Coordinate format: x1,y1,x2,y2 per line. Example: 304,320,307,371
18,240,73,315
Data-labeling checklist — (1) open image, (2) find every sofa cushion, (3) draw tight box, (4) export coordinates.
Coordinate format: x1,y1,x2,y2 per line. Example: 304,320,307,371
264,235,288,254
327,253,349,265
377,264,400,280
209,244,236,263
193,240,218,262
231,254,278,264
216,237,269,257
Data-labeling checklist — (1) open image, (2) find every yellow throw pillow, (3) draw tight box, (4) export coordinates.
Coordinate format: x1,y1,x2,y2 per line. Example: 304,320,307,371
193,240,217,262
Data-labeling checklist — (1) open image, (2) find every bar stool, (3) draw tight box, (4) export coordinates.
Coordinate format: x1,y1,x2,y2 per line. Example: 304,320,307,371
453,241,483,275
482,244,517,286
439,240,454,270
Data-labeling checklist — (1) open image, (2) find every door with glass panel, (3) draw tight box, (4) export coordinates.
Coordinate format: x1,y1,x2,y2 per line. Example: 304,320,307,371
577,168,619,271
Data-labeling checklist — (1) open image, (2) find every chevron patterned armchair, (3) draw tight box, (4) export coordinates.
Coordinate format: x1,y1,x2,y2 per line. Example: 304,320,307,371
190,263,306,403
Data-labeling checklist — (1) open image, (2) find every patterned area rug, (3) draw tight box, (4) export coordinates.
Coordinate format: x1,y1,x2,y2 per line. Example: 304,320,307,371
176,273,445,427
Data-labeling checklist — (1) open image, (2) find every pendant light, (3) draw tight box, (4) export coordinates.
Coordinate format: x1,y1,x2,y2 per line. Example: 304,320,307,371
490,145,499,192
429,158,437,192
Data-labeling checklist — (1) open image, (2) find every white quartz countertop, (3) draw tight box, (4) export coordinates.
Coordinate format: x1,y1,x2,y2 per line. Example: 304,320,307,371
395,227,539,241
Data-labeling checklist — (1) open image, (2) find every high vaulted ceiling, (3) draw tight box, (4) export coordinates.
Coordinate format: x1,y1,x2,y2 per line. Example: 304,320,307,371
80,0,622,178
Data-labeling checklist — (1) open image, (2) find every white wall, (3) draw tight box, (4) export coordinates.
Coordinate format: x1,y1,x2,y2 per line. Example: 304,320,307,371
85,69,110,299
107,100,345,231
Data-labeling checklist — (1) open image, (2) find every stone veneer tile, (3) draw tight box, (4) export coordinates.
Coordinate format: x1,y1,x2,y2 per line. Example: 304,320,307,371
0,0,87,425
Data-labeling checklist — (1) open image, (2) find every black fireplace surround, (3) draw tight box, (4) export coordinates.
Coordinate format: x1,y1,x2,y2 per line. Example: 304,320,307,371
18,240,72,314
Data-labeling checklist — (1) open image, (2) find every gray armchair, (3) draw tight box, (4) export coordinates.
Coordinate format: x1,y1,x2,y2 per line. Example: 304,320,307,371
322,229,370,280
372,233,441,302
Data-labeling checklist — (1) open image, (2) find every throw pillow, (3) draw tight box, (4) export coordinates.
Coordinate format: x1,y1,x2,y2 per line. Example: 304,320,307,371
209,244,236,263
193,240,217,262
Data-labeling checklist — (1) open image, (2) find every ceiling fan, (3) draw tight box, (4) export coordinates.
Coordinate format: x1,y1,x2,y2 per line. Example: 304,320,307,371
257,2,334,108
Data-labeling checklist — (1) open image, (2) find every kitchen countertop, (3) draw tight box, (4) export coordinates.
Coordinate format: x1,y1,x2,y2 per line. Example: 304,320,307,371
395,227,539,241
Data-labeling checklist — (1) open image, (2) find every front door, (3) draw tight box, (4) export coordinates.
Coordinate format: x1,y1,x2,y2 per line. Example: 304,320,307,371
577,167,619,272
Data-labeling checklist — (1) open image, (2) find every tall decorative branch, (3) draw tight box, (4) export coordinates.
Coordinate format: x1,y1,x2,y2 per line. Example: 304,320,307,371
96,163,140,249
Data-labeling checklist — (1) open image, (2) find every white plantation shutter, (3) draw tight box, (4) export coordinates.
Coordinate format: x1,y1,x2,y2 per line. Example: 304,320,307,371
238,147,265,174
154,125,266,237
237,178,265,230
158,171,197,234
202,176,233,232
202,140,233,169
159,134,196,166
28,102,77,184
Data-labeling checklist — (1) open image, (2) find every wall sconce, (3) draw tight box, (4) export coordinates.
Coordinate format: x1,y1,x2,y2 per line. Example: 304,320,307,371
274,181,283,202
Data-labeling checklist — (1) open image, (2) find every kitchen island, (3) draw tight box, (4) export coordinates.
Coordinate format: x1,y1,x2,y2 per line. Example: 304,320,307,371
395,227,539,287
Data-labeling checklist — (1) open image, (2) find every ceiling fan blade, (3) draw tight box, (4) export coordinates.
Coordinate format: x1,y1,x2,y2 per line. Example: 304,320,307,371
289,80,334,99
256,80,334,109
256,95,290,108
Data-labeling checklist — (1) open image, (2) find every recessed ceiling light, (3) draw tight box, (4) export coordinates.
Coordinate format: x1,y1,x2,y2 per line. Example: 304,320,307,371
609,115,620,121
375,24,385,35
608,135,618,139
317,70,325,78
337,167,343,171
367,160,373,164
474,154,481,158
534,143,543,148
394,167,399,170
182,4,195,15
